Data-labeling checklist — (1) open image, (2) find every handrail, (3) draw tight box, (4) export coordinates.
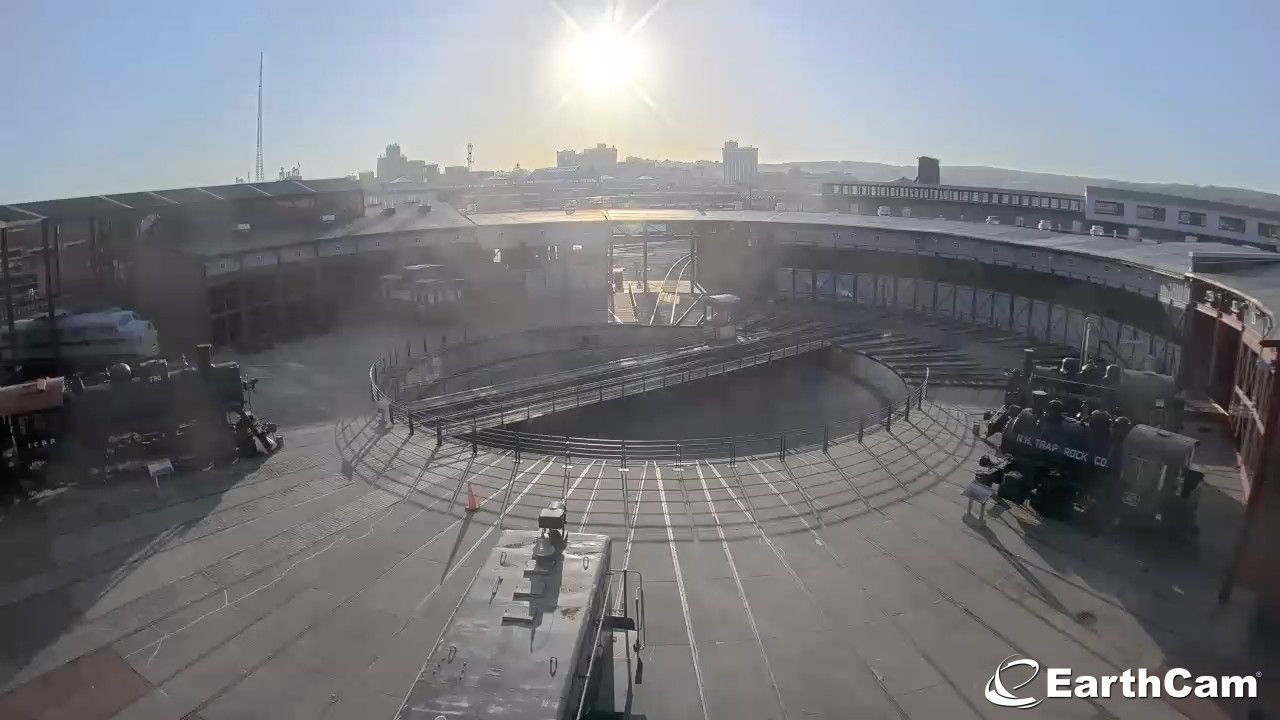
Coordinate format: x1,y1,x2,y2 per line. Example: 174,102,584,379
369,328,927,462
416,337,836,426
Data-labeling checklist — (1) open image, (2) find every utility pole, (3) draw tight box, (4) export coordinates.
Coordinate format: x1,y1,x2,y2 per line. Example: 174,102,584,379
254,52,264,183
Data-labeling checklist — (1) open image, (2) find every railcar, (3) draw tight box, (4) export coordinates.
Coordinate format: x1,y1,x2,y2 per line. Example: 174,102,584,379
396,502,644,720
0,309,159,367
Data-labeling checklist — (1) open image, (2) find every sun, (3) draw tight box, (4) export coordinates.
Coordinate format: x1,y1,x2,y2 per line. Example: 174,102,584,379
566,22,644,95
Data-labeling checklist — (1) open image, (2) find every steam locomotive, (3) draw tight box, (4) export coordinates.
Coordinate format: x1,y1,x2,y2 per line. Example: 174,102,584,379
0,344,280,501
978,352,1201,537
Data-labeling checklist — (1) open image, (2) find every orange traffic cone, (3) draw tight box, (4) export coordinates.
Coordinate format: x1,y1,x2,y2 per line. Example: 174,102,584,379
466,482,478,513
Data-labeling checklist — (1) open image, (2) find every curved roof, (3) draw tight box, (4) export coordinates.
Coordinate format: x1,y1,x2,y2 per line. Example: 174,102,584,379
243,204,1280,321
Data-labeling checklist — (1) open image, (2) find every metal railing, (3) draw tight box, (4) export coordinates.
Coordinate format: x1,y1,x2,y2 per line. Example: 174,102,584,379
369,330,929,462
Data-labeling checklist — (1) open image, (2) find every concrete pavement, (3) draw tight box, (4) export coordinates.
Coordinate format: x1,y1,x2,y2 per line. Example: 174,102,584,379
0,400,1267,719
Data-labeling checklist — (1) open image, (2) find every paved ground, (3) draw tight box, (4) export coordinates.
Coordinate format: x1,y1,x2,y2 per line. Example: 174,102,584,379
0,310,1273,720
0,401,1269,719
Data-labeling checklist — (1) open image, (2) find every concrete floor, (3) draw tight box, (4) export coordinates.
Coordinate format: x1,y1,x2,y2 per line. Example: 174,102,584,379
0,316,1272,720
0,404,1268,719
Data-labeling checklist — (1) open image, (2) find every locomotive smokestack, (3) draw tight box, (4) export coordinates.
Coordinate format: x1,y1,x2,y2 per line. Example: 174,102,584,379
195,343,212,371
1021,348,1035,408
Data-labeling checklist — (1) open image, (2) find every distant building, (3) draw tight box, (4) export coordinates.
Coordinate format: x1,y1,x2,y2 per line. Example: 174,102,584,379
1084,186,1280,247
443,166,472,183
555,144,618,176
582,144,617,175
722,141,759,186
823,180,1082,227
916,156,940,185
376,143,430,182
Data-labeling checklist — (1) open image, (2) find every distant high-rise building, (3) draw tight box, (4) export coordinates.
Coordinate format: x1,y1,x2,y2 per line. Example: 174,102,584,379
377,143,431,182
556,144,618,176
581,143,617,176
916,156,940,185
722,141,759,186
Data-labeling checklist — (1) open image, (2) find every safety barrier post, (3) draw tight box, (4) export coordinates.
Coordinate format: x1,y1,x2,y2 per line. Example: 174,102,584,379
471,420,478,454
904,395,911,421
435,420,443,446
563,437,571,500
552,398,556,413
676,442,682,466
423,337,428,354
823,426,829,452
779,435,786,461
407,413,415,437
515,436,521,464
858,418,864,442
407,340,412,358
730,441,736,467
885,407,892,431
500,410,505,426
621,440,627,469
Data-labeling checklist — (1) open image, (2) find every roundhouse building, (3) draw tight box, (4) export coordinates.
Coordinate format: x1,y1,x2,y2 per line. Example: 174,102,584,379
0,178,367,353
9,189,1280,612
375,206,1279,615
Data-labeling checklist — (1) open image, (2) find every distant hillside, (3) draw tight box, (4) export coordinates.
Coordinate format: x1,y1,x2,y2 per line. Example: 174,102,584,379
760,161,1280,212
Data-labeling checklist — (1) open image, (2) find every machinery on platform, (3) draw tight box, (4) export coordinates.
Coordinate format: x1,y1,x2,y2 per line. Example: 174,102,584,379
978,359,1202,536
396,501,645,720
0,343,280,500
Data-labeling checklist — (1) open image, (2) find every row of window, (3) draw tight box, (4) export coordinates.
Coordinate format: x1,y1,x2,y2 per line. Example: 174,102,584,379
827,184,1082,211
1094,199,1276,238
813,232,1153,281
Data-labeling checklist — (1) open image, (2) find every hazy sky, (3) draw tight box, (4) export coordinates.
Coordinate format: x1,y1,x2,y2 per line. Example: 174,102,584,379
3,0,1277,202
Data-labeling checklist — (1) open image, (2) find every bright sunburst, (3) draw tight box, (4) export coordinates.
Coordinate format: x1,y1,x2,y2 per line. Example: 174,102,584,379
568,22,644,95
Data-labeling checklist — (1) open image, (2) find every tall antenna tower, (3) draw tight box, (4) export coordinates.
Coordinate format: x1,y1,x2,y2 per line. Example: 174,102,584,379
466,142,473,172
254,52,265,183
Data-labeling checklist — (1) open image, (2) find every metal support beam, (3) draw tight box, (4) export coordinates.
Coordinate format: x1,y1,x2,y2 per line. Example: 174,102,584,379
690,235,698,288
642,226,649,289
41,220,59,366
1,227,14,364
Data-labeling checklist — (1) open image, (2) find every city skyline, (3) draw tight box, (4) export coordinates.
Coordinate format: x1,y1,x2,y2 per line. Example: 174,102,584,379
2,0,1278,203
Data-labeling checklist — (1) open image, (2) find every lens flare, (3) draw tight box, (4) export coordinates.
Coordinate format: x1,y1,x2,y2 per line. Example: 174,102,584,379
567,22,644,96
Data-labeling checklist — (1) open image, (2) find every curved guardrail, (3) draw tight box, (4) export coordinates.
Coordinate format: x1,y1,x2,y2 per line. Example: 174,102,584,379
369,328,929,461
